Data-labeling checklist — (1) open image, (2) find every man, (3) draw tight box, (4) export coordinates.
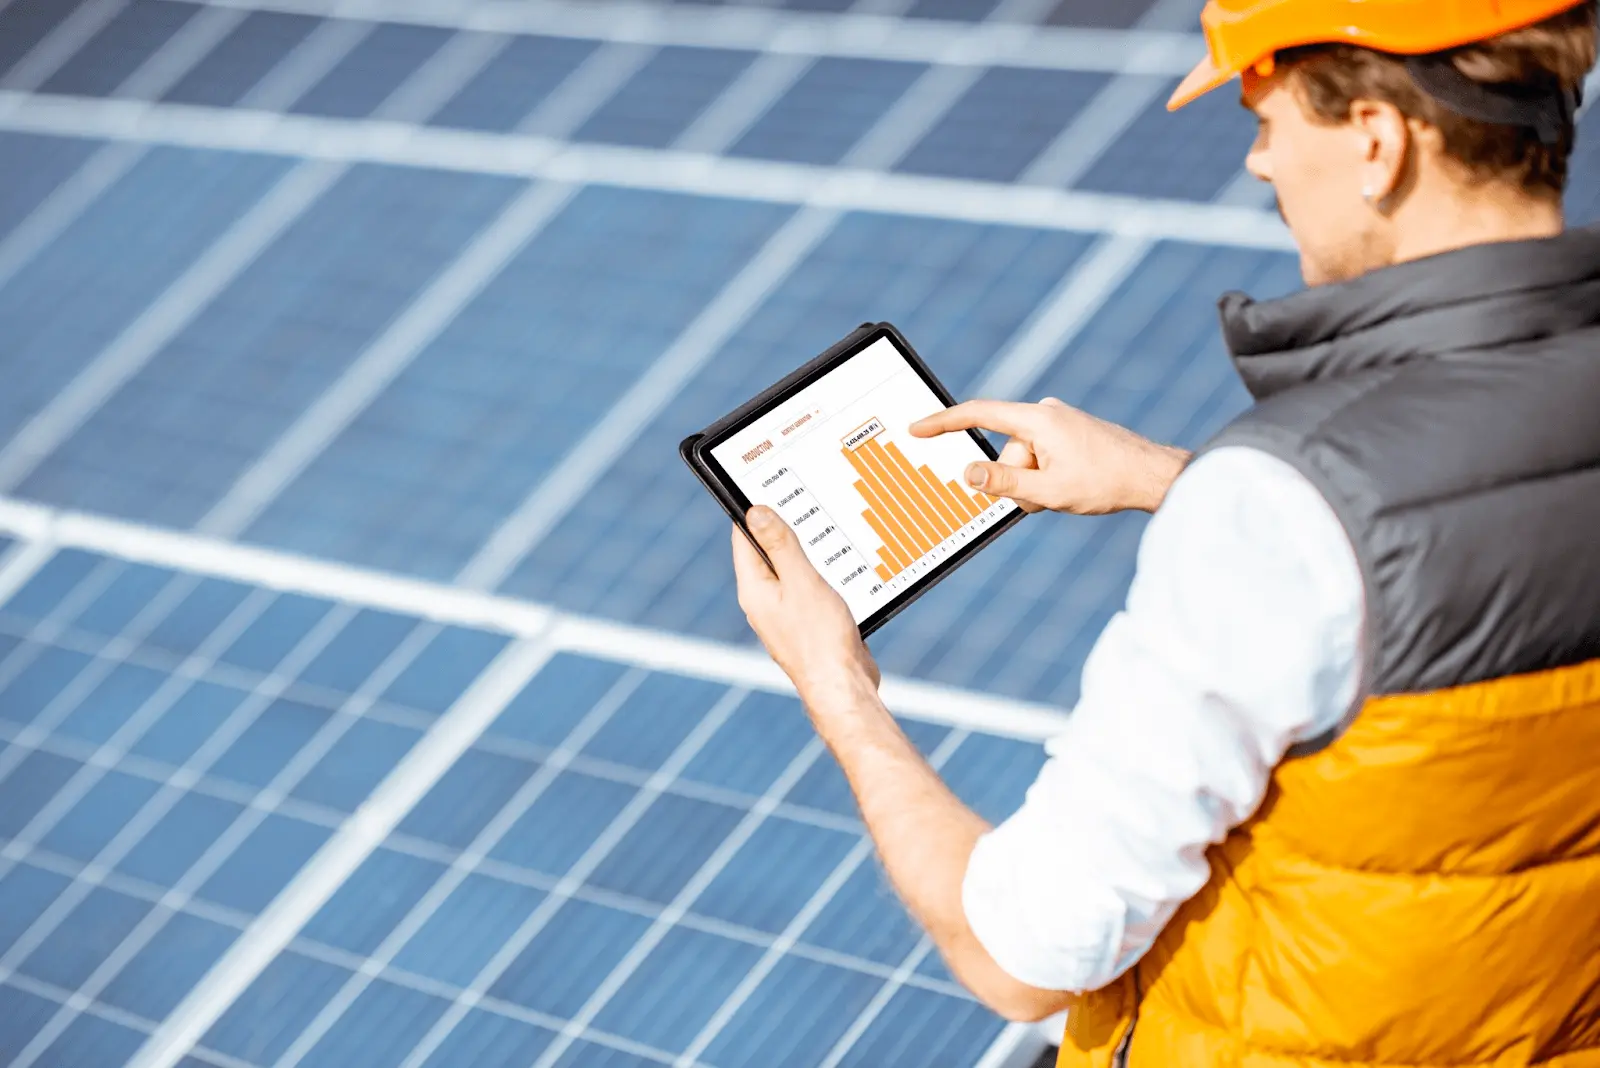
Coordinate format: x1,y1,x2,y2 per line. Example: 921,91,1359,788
731,0,1600,1062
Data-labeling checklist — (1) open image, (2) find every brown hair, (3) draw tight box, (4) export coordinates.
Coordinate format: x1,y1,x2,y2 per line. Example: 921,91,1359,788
1278,1,1598,195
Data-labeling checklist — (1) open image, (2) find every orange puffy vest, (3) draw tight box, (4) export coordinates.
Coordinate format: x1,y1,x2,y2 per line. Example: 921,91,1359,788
1058,660,1600,1066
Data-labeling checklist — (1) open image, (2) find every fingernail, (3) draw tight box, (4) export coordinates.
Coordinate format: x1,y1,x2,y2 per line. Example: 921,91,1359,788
749,506,778,531
965,464,987,489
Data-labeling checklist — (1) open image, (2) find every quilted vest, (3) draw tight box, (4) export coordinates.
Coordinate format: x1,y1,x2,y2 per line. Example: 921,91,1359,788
1059,225,1600,1067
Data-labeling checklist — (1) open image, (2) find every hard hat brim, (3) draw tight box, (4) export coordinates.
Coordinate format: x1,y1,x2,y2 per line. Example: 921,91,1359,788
1168,55,1237,111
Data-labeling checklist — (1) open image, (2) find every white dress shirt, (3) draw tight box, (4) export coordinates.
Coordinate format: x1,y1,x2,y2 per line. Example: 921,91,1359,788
961,446,1365,993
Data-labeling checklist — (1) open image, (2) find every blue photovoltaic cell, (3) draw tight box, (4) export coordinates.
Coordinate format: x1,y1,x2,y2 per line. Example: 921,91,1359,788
390,871,546,988
295,979,451,1068
1046,0,1166,26
0,0,88,79
483,652,629,750
38,770,162,863
30,1013,147,1068
415,1009,554,1068
0,146,291,450
99,910,240,1021
379,625,509,715
301,847,448,955
572,46,756,149
245,188,792,579
588,927,765,1053
427,34,599,132
779,0,858,11
215,593,334,675
895,67,1111,182
692,816,858,933
802,861,923,965
62,562,174,639
729,57,926,166
581,671,728,771
486,770,636,877
1075,82,1257,201
287,21,454,119
1570,110,1599,225
37,0,199,98
835,987,1005,1068
201,950,355,1064
197,815,331,914
678,690,816,797
584,792,747,903
19,885,153,990
291,717,423,812
55,662,170,746
0,550,102,626
0,133,101,245
18,165,524,527
160,9,323,107
702,955,884,1067
397,748,539,849
489,897,655,1017
937,732,1050,822
501,214,1093,638
904,0,1003,20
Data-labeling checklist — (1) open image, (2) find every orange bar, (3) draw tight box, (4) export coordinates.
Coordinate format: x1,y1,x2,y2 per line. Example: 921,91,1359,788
919,465,975,529
946,480,982,521
875,563,893,582
855,477,920,564
858,442,941,551
883,442,960,535
847,449,932,556
860,502,912,571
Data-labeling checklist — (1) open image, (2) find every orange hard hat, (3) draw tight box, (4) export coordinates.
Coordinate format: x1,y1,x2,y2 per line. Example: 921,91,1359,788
1169,0,1591,110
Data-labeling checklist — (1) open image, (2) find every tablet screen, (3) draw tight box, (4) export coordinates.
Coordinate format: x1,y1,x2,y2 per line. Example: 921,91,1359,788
709,335,1021,624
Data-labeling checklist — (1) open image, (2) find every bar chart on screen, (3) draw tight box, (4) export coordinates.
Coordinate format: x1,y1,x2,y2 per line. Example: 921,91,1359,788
712,337,1018,623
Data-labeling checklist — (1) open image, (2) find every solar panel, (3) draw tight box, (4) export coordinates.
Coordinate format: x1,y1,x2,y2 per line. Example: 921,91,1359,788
0,546,1044,1066
0,0,1328,1063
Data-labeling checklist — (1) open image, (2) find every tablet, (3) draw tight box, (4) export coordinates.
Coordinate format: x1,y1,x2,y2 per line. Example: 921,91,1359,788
682,322,1024,637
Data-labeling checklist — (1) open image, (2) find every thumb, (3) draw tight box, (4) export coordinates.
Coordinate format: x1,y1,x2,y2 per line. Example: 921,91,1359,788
746,506,810,579
965,461,1050,504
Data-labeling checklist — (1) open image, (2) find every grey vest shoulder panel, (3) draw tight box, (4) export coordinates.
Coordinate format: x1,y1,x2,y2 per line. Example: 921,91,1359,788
1203,227,1600,696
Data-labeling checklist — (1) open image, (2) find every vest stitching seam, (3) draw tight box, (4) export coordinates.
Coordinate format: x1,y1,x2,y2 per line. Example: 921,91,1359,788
1372,453,1600,518
1250,823,1600,878
1148,1006,1595,1066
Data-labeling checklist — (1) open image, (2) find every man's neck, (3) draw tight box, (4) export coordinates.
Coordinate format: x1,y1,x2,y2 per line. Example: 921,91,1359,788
1389,182,1565,266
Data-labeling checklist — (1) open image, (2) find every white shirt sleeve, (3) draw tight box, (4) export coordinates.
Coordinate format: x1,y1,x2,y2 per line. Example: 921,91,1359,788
961,446,1365,993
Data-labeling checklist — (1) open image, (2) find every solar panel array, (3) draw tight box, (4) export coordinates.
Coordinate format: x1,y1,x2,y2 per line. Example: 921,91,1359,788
0,0,1595,1065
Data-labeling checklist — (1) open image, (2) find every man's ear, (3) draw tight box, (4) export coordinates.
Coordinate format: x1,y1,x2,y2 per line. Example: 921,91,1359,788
1349,98,1413,208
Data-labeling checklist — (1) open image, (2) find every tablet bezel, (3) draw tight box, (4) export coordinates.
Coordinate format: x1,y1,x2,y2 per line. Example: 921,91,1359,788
681,321,1025,638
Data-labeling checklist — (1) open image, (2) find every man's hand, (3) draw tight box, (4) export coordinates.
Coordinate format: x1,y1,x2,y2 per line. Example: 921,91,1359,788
732,506,880,703
911,397,1190,515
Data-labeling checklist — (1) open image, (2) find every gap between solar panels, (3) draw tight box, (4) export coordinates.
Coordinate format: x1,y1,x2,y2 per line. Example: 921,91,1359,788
189,0,1206,76
0,498,1070,742
0,91,1292,251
